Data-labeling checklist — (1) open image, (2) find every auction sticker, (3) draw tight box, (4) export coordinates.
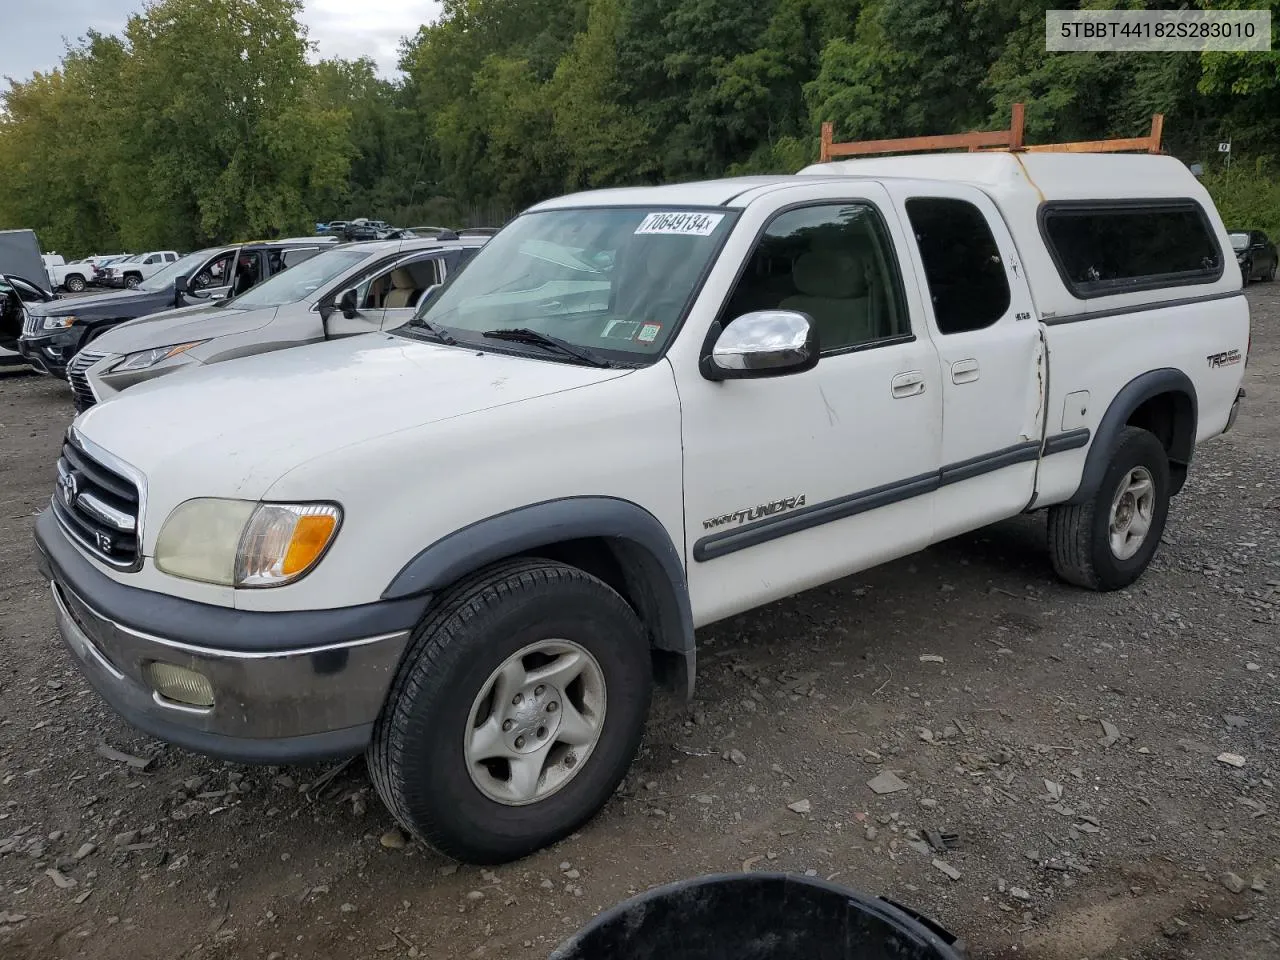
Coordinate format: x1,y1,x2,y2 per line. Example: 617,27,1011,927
636,322,662,343
635,212,725,237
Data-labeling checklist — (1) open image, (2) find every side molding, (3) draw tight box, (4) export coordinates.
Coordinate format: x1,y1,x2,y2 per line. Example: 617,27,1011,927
382,497,695,692
1066,368,1198,506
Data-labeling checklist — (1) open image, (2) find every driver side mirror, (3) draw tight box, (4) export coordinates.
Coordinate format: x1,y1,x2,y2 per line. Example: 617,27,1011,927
337,288,359,319
700,310,820,382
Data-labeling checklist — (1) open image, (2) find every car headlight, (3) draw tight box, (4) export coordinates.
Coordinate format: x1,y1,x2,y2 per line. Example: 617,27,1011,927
155,499,341,587
114,341,206,372
40,315,76,330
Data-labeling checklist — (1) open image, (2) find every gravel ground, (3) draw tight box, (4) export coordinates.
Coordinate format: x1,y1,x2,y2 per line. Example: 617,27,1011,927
1,288,1277,960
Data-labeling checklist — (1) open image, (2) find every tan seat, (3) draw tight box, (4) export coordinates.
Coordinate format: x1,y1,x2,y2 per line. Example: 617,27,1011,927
780,251,874,351
383,268,419,309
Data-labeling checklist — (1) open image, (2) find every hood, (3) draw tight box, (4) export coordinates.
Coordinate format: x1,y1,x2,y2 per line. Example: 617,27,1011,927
89,302,272,355
27,286,171,320
74,332,630,500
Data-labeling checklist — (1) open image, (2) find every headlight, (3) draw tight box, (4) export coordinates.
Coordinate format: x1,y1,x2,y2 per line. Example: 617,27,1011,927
155,498,341,587
40,315,76,330
114,341,206,372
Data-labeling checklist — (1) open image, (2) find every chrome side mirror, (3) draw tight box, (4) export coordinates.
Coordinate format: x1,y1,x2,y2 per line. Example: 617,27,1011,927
701,310,819,381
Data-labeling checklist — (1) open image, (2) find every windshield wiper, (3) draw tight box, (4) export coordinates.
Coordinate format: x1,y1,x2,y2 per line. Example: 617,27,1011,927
481,328,612,367
405,317,457,345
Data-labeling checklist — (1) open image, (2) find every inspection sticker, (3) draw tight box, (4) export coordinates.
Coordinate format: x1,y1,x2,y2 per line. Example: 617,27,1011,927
635,212,725,237
636,322,662,343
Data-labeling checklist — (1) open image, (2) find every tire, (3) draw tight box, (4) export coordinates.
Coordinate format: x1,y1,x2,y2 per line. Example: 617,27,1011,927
369,558,652,864
65,274,85,293
1268,262,1277,283
1047,426,1170,591
124,274,141,289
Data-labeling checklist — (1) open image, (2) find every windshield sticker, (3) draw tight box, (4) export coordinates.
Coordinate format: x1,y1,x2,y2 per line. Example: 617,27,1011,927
603,319,640,341
636,322,662,343
634,212,725,237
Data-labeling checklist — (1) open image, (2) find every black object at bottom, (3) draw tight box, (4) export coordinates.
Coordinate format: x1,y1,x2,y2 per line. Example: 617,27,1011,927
548,872,965,960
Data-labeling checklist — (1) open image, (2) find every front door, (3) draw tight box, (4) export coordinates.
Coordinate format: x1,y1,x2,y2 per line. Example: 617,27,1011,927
191,248,238,300
894,187,1044,538
676,186,944,627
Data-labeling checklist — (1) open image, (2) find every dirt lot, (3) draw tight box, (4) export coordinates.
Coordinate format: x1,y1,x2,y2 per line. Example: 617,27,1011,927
2,288,1277,960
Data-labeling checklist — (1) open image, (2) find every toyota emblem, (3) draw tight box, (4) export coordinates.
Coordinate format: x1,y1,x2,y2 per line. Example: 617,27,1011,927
59,471,78,505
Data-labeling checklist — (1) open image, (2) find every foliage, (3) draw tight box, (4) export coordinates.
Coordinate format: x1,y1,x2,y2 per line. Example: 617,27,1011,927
2,0,1278,258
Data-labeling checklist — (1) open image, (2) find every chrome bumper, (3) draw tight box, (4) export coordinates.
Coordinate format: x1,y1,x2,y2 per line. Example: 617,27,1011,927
50,578,410,759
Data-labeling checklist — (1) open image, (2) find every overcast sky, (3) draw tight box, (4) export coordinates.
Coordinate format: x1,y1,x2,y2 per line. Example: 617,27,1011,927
2,0,443,83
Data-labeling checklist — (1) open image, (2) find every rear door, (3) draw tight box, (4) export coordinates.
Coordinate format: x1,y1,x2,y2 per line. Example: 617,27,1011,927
890,184,1045,539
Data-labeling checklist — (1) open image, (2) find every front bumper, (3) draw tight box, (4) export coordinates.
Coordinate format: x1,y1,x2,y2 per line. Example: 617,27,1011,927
35,509,429,763
18,331,77,378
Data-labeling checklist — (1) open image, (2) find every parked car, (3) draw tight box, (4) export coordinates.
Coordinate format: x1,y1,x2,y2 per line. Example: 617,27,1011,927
74,235,487,410
0,273,57,369
1229,229,1277,284
103,251,181,288
345,218,388,241
19,239,327,379
324,220,349,237
35,153,1247,865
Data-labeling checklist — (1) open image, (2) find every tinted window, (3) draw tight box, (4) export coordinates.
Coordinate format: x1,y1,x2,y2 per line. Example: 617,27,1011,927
1042,202,1222,297
905,198,1010,335
721,203,909,354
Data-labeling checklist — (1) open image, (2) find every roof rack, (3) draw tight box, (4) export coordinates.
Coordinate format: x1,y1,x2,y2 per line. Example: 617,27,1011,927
818,102,1164,162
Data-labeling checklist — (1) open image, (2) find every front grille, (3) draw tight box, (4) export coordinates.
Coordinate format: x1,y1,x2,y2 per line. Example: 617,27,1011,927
22,312,39,337
52,437,141,569
67,351,107,410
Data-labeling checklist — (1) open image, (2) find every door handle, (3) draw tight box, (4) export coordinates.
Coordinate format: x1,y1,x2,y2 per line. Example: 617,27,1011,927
951,359,980,384
891,371,926,398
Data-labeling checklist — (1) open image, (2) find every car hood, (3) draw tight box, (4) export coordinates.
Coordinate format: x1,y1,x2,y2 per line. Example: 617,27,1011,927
26,287,168,319
74,332,631,500
89,303,273,354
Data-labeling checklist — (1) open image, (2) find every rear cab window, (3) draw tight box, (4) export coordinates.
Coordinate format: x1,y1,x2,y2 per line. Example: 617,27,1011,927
1040,200,1223,298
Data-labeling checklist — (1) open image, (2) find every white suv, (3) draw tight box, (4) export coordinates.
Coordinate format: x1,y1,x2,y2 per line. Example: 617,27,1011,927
36,152,1248,865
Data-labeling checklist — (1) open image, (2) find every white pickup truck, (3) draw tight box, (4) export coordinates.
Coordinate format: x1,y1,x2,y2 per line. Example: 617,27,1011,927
36,152,1249,864
104,250,180,288
41,254,94,293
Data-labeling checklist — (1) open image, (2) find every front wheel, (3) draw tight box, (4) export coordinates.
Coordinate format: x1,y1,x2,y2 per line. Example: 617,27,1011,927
1047,426,1171,591
369,558,652,864
124,274,141,289
1268,262,1277,283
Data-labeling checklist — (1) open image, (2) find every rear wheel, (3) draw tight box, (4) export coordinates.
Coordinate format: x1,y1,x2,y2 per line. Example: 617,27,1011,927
64,274,85,293
1047,427,1170,591
1268,262,1277,283
369,558,652,864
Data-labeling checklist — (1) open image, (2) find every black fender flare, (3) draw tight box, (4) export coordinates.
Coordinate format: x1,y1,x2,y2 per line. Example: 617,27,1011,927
382,497,695,696
1066,368,1198,506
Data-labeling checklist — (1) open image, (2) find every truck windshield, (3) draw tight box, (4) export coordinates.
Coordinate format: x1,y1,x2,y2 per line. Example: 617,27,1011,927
136,249,220,293
406,207,737,360
228,248,370,309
